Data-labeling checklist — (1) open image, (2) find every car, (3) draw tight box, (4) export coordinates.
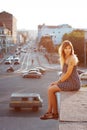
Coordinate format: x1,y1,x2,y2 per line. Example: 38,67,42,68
6,66,14,72
21,49,26,53
79,72,87,80
77,69,84,75
8,56,14,61
22,68,40,74
23,71,42,78
4,59,12,64
28,68,40,72
14,58,20,65
9,93,43,111
35,66,46,74
16,51,20,55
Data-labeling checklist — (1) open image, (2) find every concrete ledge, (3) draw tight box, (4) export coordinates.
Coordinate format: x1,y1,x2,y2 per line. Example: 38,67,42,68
56,87,87,130
59,122,87,130
59,87,87,122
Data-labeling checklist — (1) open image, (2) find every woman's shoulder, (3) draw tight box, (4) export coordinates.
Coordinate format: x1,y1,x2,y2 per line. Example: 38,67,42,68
70,54,76,60
68,55,78,65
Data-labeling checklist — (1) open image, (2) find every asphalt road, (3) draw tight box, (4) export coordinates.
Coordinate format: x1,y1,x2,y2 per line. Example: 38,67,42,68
0,52,60,130
0,50,86,130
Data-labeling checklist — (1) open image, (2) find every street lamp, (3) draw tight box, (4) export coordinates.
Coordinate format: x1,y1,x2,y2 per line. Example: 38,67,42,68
84,31,87,67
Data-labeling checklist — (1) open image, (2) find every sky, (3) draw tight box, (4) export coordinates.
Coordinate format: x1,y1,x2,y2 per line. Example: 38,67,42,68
0,0,87,30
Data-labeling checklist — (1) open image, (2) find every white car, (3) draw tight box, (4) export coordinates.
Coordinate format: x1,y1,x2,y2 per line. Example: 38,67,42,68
14,57,20,65
35,67,46,74
80,72,87,80
22,68,40,74
9,93,43,111
7,56,14,61
4,59,11,64
29,68,40,72
23,71,42,78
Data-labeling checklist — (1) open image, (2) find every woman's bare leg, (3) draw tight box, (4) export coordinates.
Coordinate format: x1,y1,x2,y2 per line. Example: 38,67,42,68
47,85,61,114
47,85,53,113
40,85,61,120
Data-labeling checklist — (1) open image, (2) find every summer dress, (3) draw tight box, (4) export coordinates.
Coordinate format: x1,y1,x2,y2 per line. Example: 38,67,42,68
58,63,81,91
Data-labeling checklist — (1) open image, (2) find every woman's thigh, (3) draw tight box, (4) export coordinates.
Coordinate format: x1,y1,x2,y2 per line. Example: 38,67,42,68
48,85,61,93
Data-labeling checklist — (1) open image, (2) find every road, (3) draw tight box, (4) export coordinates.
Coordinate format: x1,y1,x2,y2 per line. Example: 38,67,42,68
0,50,60,130
1,49,86,130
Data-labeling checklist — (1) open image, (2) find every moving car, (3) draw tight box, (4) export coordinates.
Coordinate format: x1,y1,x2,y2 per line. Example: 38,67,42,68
4,59,11,64
29,68,40,72
22,68,40,74
8,56,14,61
9,93,43,111
35,66,46,74
14,57,20,65
6,66,14,72
23,71,42,78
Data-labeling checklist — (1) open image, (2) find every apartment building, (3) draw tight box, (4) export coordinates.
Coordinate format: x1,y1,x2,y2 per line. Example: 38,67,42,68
38,24,73,44
0,11,17,43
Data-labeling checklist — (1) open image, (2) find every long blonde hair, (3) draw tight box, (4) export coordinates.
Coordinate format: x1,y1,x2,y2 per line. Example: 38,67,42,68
58,40,78,67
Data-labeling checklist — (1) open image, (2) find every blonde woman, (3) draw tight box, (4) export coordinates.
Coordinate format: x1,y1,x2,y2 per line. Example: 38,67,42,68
40,40,81,120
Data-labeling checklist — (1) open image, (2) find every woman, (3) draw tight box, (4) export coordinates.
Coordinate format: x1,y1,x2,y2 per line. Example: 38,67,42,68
40,40,81,120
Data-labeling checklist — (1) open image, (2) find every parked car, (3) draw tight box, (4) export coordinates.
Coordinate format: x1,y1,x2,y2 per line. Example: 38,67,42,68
7,66,14,72
9,93,43,111
23,71,42,78
77,69,84,75
79,72,87,80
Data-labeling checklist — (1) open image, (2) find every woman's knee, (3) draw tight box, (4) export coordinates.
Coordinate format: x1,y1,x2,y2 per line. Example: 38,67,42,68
48,86,53,94
48,85,56,93
48,85,61,94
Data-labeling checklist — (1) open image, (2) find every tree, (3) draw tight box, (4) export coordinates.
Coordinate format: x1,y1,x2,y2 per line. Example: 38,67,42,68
62,29,85,65
38,36,55,53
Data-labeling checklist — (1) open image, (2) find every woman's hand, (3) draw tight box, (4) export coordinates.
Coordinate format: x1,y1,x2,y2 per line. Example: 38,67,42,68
50,81,58,86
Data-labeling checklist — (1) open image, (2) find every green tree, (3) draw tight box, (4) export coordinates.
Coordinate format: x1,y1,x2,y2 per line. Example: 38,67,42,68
62,29,85,65
39,36,55,53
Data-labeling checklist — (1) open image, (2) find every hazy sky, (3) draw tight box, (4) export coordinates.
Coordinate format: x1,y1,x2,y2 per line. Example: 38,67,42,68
0,0,87,30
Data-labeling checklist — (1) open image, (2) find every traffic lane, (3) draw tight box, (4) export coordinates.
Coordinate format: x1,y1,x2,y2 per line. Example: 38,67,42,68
0,117,58,130
0,70,58,117
0,70,59,130
0,61,21,74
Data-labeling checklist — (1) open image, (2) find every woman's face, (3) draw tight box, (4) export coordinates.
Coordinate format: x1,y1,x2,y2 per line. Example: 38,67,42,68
64,45,72,57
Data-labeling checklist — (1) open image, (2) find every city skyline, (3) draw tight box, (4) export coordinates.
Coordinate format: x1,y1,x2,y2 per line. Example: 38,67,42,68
0,0,87,30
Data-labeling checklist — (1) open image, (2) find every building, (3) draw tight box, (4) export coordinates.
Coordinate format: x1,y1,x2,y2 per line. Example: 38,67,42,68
0,11,17,43
0,22,12,57
38,24,73,44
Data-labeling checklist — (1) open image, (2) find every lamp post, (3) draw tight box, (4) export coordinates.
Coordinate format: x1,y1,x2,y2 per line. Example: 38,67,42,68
84,31,87,67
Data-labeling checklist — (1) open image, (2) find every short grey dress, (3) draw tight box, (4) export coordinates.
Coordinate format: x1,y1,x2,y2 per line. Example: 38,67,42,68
58,63,81,91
